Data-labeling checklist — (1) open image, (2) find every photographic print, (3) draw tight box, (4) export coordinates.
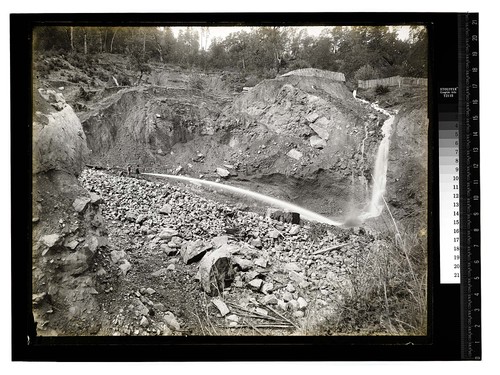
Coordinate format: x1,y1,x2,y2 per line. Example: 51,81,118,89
31,23,429,337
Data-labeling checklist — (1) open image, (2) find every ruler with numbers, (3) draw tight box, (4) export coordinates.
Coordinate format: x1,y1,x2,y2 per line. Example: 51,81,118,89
439,13,481,360
459,13,481,361
439,13,480,360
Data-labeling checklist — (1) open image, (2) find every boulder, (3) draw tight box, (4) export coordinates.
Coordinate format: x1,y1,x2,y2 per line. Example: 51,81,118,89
270,210,300,224
159,204,172,214
297,297,308,310
310,119,330,140
286,283,296,293
284,263,301,272
73,197,91,213
216,167,230,178
161,244,178,255
41,233,61,249
289,271,307,285
261,294,278,305
283,291,293,302
288,300,300,312
267,229,281,239
288,225,300,235
89,192,102,205
211,235,229,248
110,250,126,264
168,236,183,249
198,247,232,296
119,260,132,276
163,311,181,331
293,311,305,318
86,235,102,254
217,244,241,255
32,91,89,175
250,238,262,249
248,278,263,292
226,314,239,323
277,300,287,311
212,298,230,317
255,307,268,316
310,135,327,149
180,239,212,264
32,292,47,305
306,112,319,123
282,212,300,224
159,228,179,240
243,270,260,282
65,239,79,250
140,316,149,328
152,268,169,277
286,149,303,160
232,256,253,271
136,214,147,224
254,258,267,268
262,282,274,294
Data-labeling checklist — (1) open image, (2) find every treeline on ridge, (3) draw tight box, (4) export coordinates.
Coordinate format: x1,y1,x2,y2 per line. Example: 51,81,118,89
33,25,427,85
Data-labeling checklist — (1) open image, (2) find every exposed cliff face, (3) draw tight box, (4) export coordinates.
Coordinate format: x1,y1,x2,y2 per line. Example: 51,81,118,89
79,86,224,167
74,72,386,219
386,98,428,227
72,67,427,224
33,89,89,175
32,89,110,335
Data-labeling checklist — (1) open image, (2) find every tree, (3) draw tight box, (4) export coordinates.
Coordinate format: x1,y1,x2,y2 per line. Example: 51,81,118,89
354,64,381,81
110,28,118,53
32,25,428,82
257,26,289,74
177,27,200,66
404,26,428,77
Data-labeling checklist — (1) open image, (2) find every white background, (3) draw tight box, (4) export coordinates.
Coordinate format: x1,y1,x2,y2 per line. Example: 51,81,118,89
1,0,498,374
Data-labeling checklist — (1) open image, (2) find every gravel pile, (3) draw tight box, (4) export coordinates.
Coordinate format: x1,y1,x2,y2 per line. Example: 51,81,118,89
79,168,374,335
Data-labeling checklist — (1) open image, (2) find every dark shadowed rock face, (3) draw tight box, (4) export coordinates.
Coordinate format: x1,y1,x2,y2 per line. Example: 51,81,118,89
269,210,300,224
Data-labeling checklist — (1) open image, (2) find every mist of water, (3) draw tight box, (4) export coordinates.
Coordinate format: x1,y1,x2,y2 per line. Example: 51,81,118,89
143,173,343,226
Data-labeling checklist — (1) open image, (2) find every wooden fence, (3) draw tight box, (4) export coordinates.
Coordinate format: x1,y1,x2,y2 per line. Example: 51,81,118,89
282,68,346,82
358,76,428,89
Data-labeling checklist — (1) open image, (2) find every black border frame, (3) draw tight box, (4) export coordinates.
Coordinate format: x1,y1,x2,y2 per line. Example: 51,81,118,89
11,12,472,361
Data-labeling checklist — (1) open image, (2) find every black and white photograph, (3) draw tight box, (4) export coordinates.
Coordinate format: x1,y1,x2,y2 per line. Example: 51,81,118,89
31,23,429,338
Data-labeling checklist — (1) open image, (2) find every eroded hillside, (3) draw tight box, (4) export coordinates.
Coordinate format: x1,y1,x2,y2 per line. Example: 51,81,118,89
31,52,428,337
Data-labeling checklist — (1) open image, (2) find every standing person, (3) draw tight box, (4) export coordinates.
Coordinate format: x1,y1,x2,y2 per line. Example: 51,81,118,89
135,165,140,177
127,164,131,176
